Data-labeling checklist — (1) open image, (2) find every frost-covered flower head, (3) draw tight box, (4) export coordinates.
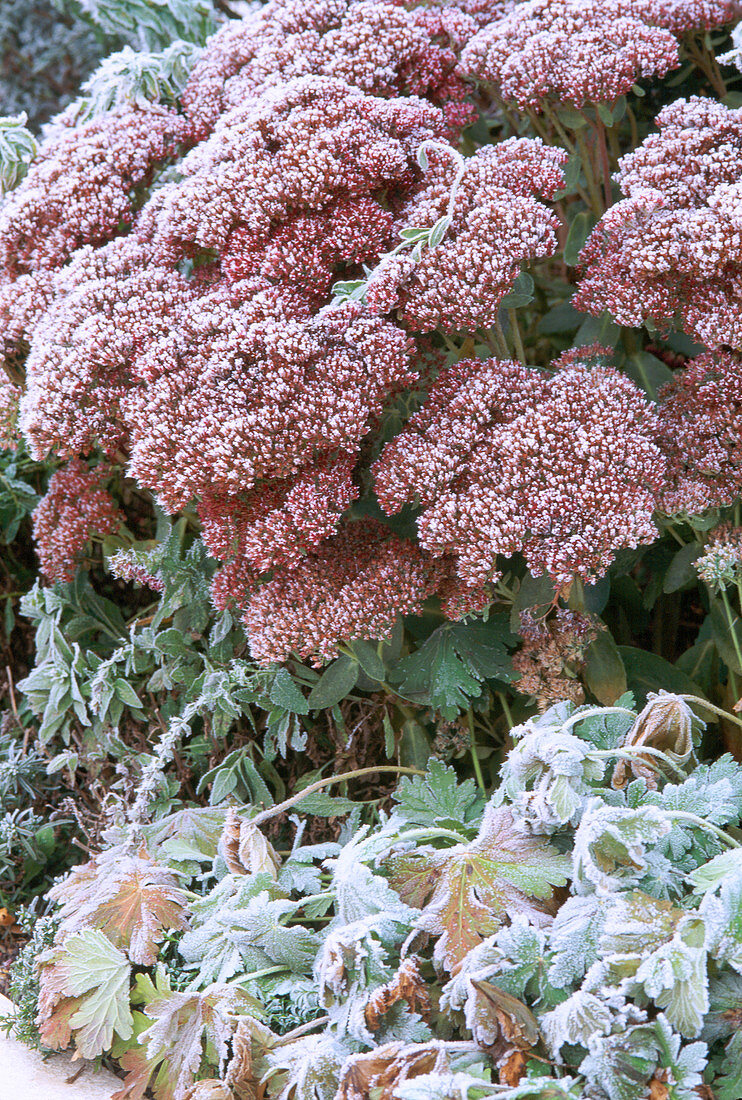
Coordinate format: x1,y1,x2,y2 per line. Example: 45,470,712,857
575,98,742,350
459,0,679,110
695,524,742,591
32,460,123,583
242,519,446,666
374,347,665,591
656,351,742,516
181,0,477,136
365,137,566,332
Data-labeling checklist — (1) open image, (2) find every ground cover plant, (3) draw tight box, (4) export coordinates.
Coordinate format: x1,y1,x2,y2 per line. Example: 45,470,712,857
5,0,742,1096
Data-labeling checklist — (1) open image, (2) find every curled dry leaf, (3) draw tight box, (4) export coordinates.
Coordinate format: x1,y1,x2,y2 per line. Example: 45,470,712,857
467,980,540,1057
183,1083,234,1100
364,956,431,1031
498,1048,528,1088
219,809,282,879
612,691,696,790
336,1040,449,1100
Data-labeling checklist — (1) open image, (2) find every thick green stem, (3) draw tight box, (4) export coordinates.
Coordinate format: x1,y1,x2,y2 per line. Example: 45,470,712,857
720,588,742,677
680,694,742,732
467,707,486,795
508,308,527,366
497,691,516,731
574,129,604,217
591,746,688,780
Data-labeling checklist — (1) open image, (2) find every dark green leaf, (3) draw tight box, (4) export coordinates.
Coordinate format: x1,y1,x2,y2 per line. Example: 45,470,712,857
583,630,627,705
391,615,516,716
618,646,706,704
307,655,358,710
564,211,597,266
663,543,703,593
349,639,386,682
269,667,309,714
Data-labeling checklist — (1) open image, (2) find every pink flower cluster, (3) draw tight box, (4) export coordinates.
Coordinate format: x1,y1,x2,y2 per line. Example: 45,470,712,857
32,460,124,582
374,347,665,590
575,97,742,348
139,76,447,263
459,0,680,110
365,138,566,331
181,0,476,137
10,0,740,666
656,351,742,515
0,106,186,277
243,518,445,665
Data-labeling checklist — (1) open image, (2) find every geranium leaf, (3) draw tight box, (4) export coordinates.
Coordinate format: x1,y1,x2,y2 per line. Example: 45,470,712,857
388,804,570,970
37,928,133,1058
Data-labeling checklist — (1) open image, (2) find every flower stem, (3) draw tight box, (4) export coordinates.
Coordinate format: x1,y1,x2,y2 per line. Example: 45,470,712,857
467,707,486,794
679,694,742,732
249,765,426,827
666,811,741,849
508,308,527,366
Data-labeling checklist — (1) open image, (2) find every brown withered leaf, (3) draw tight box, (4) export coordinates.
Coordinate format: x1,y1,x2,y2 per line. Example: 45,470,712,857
498,1049,527,1088
388,805,570,970
468,980,540,1057
48,843,190,965
219,809,281,880
223,1016,276,1100
183,1083,234,1100
336,1041,445,1100
611,691,695,790
364,957,431,1032
648,1072,670,1100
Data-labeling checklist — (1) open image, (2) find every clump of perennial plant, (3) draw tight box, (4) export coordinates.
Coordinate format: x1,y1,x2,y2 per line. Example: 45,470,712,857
6,4,742,1097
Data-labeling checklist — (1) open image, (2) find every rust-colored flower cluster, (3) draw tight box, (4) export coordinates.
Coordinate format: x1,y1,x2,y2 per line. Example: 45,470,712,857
575,97,742,348
32,460,123,582
375,347,665,591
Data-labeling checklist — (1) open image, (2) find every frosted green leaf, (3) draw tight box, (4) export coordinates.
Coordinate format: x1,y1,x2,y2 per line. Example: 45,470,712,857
598,893,709,1038
391,759,484,830
547,895,605,988
640,755,742,825
633,914,708,1037
572,801,671,894
578,1019,659,1100
500,728,606,833
394,1073,579,1099
653,1014,707,1100
63,0,218,50
700,868,742,974
541,989,615,1055
703,972,742,1100
261,1032,348,1100
178,884,320,987
0,113,37,195
688,847,742,893
72,41,202,122
131,982,257,1100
